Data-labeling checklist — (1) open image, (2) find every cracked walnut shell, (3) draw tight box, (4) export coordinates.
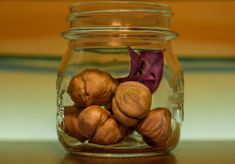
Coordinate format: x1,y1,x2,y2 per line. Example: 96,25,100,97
68,69,118,107
112,81,152,127
136,108,172,147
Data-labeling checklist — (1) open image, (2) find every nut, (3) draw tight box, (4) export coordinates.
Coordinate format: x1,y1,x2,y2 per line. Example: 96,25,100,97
78,105,110,139
91,116,127,145
112,101,138,127
67,69,118,107
136,108,172,147
63,105,86,142
112,81,152,127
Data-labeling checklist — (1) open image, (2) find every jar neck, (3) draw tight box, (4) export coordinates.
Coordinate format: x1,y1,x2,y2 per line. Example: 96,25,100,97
63,1,178,43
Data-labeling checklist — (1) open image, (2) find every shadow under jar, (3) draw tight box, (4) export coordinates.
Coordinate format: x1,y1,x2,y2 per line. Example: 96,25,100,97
56,1,184,158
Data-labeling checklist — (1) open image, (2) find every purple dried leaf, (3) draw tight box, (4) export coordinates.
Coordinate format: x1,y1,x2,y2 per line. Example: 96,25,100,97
128,46,142,76
118,47,164,93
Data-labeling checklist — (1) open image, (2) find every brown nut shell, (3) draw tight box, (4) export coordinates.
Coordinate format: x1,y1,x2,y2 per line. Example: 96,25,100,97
78,105,110,139
91,116,127,145
67,69,118,107
136,108,172,147
63,105,86,142
112,81,152,127
112,98,138,127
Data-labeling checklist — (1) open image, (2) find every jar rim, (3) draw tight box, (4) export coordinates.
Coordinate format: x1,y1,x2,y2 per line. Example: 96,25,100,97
63,1,178,41
72,1,170,8
72,1,169,6
70,1,172,16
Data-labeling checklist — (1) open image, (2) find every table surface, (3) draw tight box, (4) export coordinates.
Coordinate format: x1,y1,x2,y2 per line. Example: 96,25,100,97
0,141,235,164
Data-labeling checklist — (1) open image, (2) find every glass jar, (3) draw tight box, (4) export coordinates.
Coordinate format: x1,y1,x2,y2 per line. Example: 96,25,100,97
56,1,184,158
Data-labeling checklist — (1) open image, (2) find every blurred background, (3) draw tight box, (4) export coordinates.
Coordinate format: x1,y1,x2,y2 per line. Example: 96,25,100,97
0,0,235,141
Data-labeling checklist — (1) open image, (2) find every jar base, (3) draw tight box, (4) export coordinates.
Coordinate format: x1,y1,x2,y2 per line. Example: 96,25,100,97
61,140,171,158
66,147,169,158
58,123,179,158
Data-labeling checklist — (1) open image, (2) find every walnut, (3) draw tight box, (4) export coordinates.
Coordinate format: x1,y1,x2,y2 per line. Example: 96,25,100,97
112,81,152,127
136,108,172,147
67,69,118,107
63,105,86,142
78,105,127,145
78,105,110,139
91,116,127,145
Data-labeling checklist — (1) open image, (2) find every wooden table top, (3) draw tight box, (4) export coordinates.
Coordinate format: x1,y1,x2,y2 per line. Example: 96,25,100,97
0,141,234,164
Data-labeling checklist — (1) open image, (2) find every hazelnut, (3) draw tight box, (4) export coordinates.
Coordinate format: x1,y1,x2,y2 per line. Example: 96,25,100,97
112,81,152,127
91,116,127,145
63,105,86,142
67,69,118,107
78,105,110,139
136,108,172,147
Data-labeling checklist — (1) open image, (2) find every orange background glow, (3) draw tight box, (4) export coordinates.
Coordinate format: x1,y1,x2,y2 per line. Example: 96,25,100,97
0,0,235,57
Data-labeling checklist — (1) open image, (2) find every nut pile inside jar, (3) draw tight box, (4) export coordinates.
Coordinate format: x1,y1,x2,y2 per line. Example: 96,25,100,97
63,68,172,147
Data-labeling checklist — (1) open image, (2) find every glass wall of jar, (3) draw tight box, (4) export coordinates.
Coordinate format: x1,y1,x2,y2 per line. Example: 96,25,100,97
56,1,184,158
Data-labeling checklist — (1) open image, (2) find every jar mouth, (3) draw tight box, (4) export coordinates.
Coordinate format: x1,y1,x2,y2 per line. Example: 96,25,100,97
70,1,172,16
63,1,178,41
